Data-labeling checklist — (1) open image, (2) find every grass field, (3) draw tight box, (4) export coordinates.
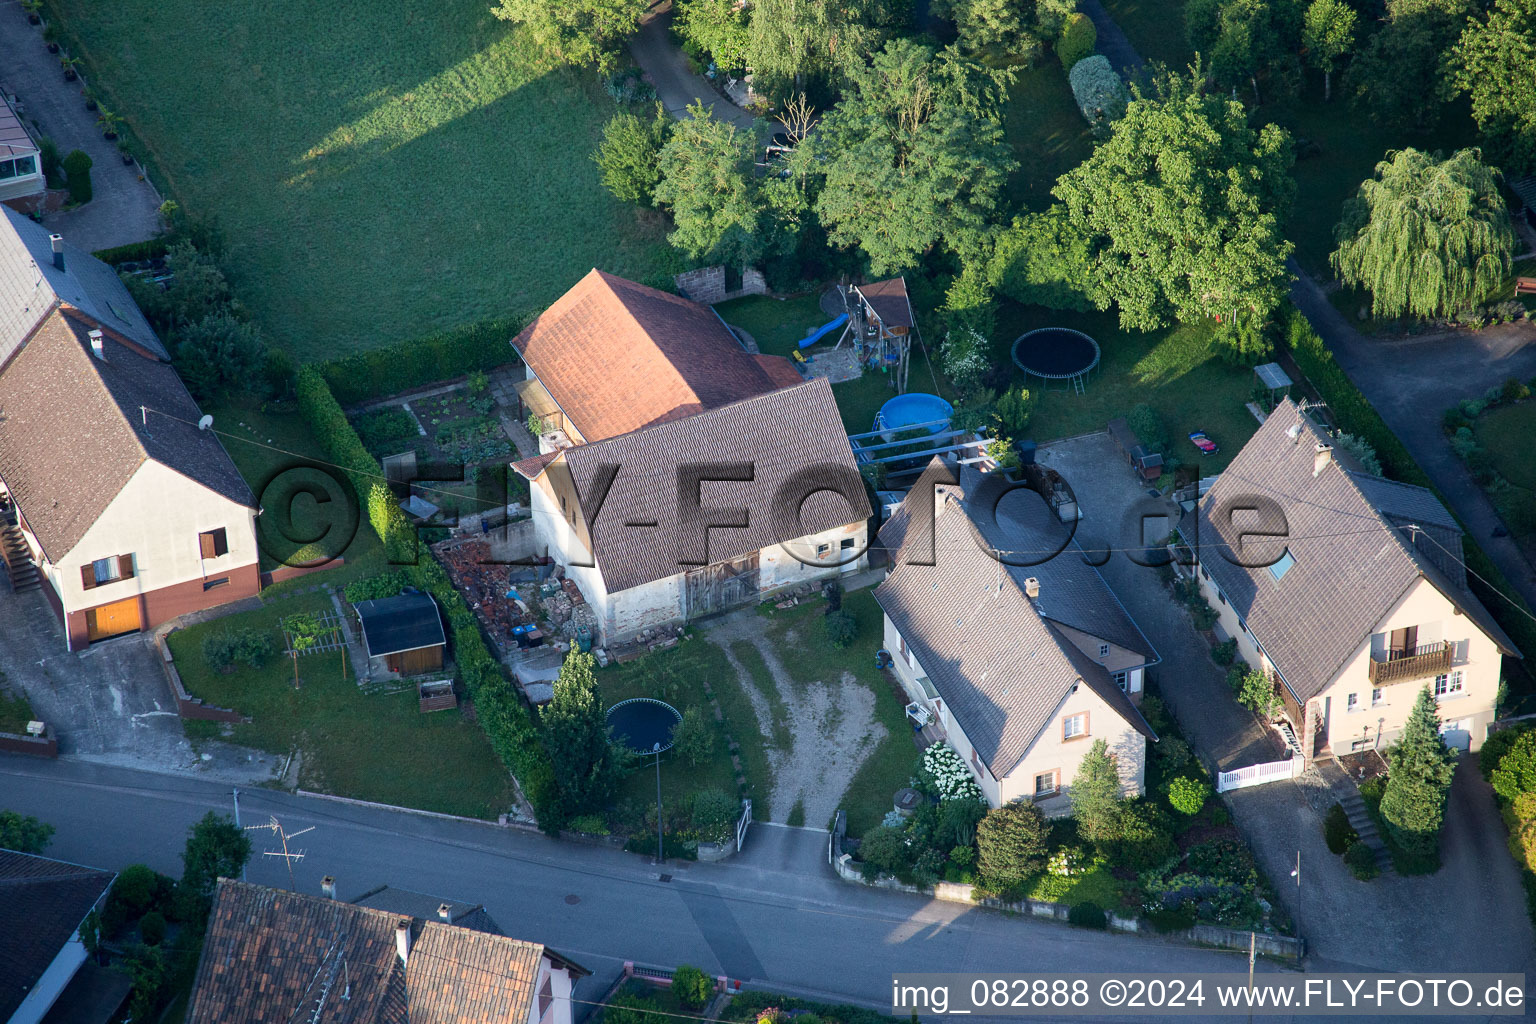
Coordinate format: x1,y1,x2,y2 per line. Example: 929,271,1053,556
49,0,676,359
1479,401,1536,491
1002,61,1094,212
167,591,518,817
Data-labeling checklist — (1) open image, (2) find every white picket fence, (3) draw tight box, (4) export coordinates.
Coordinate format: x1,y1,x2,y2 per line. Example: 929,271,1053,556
1216,756,1303,793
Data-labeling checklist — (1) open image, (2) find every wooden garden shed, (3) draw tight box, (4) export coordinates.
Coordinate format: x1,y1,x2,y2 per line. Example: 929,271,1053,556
353,591,446,676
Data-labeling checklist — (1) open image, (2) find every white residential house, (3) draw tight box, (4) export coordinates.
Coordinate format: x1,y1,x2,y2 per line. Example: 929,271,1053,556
0,94,45,206
1193,399,1520,759
874,460,1160,811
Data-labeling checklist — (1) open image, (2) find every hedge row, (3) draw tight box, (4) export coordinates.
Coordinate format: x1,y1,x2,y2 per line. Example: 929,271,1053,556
315,313,529,406
293,368,558,826
1281,307,1536,671
92,238,171,265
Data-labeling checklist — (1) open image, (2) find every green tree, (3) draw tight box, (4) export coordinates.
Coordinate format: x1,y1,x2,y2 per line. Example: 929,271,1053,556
1056,12,1097,69
813,40,1016,274
1452,0,1536,176
1331,148,1514,320
987,206,1099,312
61,149,92,204
975,801,1049,885
593,104,671,206
677,0,752,68
654,102,773,266
670,705,716,767
1237,668,1283,720
491,0,648,71
115,943,166,1021
1380,687,1458,860
1070,738,1125,845
1052,66,1295,332
1186,0,1303,104
1302,0,1356,101
672,964,714,1009
1488,730,1536,802
542,649,628,816
0,810,54,853
176,812,251,924
745,0,882,95
1345,0,1468,133
934,0,1025,55
175,310,267,404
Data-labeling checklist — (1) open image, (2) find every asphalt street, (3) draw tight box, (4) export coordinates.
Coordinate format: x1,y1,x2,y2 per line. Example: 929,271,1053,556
0,756,1303,1023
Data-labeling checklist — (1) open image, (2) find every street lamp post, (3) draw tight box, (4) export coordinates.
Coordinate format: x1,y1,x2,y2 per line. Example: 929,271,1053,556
1290,849,1301,942
654,742,664,865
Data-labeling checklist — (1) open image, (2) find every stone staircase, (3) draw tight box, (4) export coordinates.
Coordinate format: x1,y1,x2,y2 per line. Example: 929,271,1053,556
1319,759,1394,876
0,507,39,594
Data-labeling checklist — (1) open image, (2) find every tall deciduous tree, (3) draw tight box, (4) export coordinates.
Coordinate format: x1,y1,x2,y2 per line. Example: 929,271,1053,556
1185,0,1303,104
1302,0,1356,101
542,649,628,816
1070,738,1125,844
1452,0,1536,177
676,0,753,69
1344,0,1469,133
933,0,1025,55
1331,147,1514,319
745,0,882,96
812,40,1015,274
1379,687,1458,861
0,810,54,854
593,104,671,206
653,103,771,266
986,205,1100,311
492,0,648,71
176,812,252,924
1052,66,1294,332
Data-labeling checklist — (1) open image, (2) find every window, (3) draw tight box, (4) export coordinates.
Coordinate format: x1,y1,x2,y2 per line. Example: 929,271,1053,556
1238,619,1249,635
1113,671,1128,692
816,543,830,557
0,155,37,180
81,554,134,590
1034,771,1058,798
898,636,909,665
203,577,230,591
1434,672,1464,698
1098,643,1110,659
538,977,553,1021
1063,712,1088,740
1268,548,1296,582
1346,692,1359,712
1371,687,1384,707
1215,586,1226,606
840,537,855,550
198,528,228,558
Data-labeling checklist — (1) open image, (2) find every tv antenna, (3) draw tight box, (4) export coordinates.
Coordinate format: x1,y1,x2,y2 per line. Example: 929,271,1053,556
246,815,315,892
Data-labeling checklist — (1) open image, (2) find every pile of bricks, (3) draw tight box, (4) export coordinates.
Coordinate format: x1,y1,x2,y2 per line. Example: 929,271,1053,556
431,538,537,653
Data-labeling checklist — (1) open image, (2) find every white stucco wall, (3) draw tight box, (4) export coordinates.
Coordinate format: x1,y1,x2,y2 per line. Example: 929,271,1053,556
524,957,578,1024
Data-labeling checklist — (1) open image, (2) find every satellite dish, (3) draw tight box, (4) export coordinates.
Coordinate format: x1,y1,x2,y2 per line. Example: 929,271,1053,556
198,415,213,431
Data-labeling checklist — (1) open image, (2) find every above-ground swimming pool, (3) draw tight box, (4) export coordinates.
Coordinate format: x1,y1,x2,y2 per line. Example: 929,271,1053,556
874,393,953,434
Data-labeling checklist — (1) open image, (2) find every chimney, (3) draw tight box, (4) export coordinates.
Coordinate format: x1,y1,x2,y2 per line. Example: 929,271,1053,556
1313,441,1333,477
1023,576,1040,600
437,902,453,922
320,876,336,900
88,329,105,360
395,920,411,966
49,234,64,271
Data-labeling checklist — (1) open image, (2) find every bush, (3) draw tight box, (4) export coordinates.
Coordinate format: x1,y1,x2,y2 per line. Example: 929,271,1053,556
62,149,92,204
1167,776,1210,816
315,314,528,406
594,104,670,206
858,824,912,880
1210,638,1237,666
1237,669,1282,720
1057,12,1096,69
343,571,409,603
138,910,167,946
1510,791,1536,870
824,609,857,649
1105,799,1177,869
671,706,716,768
1189,599,1218,631
690,788,739,845
976,802,1049,885
175,310,267,404
202,627,277,672
1067,901,1107,929
940,328,991,400
1344,840,1379,880
1504,377,1532,403
1490,731,1536,803
672,964,713,1009
1125,403,1168,455
921,743,985,801
104,865,173,937
604,993,665,1024
353,408,420,457
1321,801,1356,855
39,136,63,189
1067,56,1128,133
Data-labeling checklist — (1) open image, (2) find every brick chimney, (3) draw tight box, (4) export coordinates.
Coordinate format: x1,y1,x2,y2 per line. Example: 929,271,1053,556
395,920,412,966
1313,441,1333,477
49,234,64,271
320,876,336,900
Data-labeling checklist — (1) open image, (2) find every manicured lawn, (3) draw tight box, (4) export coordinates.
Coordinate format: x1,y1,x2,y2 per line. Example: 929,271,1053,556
760,591,917,834
1098,0,1194,69
0,686,35,735
1003,61,1094,212
49,0,676,359
1022,858,1122,906
166,592,518,817
1477,401,1536,492
716,294,830,358
997,302,1260,471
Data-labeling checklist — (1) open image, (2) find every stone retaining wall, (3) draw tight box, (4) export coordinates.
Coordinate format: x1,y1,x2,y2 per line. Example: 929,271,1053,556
673,266,767,305
156,632,250,724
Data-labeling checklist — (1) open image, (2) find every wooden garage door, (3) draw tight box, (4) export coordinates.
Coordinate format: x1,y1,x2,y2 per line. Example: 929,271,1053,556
86,596,142,642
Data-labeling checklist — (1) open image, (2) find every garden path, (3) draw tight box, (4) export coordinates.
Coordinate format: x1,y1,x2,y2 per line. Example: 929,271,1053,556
704,613,886,825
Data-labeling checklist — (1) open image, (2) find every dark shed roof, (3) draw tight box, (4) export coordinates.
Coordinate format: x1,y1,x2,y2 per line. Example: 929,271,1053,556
353,592,446,658
856,278,914,328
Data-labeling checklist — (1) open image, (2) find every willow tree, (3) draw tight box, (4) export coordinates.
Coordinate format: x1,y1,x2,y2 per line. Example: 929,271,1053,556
1331,148,1514,319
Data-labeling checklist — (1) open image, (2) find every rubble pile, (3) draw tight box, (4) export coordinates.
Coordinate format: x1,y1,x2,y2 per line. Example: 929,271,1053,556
431,537,537,654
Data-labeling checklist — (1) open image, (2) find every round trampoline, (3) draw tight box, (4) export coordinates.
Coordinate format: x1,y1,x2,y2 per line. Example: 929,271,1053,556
606,697,682,754
874,393,953,435
1011,327,1101,391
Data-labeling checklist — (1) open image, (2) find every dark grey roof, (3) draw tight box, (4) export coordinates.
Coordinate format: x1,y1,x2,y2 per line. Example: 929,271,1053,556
0,311,254,560
0,851,115,1023
0,207,166,366
39,961,132,1024
353,592,446,657
558,377,871,594
351,885,500,934
874,480,1155,776
1196,400,1519,704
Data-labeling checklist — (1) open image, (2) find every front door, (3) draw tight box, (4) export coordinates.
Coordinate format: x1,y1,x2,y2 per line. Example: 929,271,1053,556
86,596,142,642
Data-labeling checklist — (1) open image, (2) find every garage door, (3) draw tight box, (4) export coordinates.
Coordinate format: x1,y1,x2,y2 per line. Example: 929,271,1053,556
86,596,142,642
1439,718,1472,752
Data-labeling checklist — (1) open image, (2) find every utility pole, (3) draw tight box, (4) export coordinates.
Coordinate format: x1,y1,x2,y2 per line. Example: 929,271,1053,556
247,815,315,892
654,744,664,866
1247,931,1256,1024
232,789,245,881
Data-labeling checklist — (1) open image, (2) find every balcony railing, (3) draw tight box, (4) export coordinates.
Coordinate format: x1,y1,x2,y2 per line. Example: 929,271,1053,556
1368,640,1452,685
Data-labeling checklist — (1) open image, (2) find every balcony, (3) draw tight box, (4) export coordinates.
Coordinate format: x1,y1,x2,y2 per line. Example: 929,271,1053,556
1368,641,1452,685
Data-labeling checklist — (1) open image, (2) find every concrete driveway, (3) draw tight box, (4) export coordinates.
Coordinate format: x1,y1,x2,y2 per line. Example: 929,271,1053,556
1037,431,1535,974
0,587,280,782
629,0,758,131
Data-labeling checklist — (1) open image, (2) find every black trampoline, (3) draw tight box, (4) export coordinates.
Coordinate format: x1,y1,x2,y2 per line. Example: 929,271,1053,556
1011,327,1101,392
606,697,682,754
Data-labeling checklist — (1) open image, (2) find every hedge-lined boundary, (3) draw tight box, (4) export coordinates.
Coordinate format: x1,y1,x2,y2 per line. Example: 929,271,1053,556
1281,308,1536,671
293,367,558,826
93,238,172,265
314,313,530,406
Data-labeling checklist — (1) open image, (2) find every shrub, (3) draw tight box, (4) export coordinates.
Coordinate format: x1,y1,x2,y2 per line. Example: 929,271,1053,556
104,865,173,937
922,743,985,801
1067,901,1107,929
1504,377,1532,403
976,802,1049,885
1442,407,1470,433
353,408,420,457
1106,799,1177,869
39,136,62,189
1167,776,1210,816
315,314,528,406
824,609,857,649
61,149,92,204
672,964,713,1009
604,993,665,1024
671,706,716,768
1334,432,1382,476
343,571,409,603
1210,639,1237,666
0,811,54,854
1237,669,1282,720
1153,734,1192,773
1189,599,1218,631
594,104,670,206
1344,840,1379,880
1510,791,1536,870
175,310,267,404
1490,731,1536,803
202,627,277,672
138,910,167,946
1322,801,1357,855
1067,56,1128,133
1057,12,1096,69
940,328,991,400
1126,403,1168,455
858,824,912,880
262,347,296,399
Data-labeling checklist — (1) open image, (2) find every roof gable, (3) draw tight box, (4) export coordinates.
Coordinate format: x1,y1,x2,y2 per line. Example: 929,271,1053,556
0,851,115,1023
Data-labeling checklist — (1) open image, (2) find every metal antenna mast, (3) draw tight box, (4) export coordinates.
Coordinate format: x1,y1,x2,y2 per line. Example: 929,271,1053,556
246,815,315,892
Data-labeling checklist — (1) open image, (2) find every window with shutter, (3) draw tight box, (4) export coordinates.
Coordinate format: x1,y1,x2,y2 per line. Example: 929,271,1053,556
117,554,134,580
198,528,228,558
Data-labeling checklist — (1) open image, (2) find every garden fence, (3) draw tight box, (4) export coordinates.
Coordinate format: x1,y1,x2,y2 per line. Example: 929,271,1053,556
1216,756,1304,793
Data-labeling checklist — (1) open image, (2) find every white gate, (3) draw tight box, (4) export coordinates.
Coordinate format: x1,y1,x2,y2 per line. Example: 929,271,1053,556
735,799,752,853
1217,756,1303,793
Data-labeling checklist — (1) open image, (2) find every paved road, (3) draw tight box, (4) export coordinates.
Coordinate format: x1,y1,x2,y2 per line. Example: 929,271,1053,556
0,3,161,250
0,756,1301,1022
629,0,757,131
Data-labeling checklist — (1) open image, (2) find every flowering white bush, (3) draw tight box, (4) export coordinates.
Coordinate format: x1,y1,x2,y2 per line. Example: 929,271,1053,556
940,328,991,399
1047,847,1088,877
923,742,985,802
